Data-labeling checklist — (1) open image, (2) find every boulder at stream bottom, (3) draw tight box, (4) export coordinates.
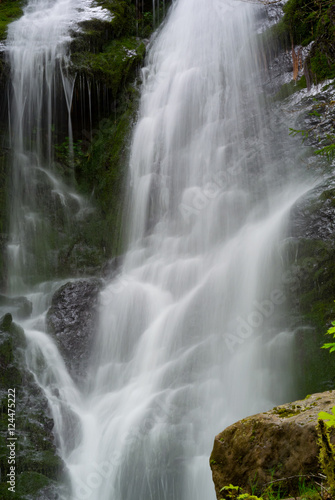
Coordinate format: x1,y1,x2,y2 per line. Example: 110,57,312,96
46,278,102,382
210,391,335,499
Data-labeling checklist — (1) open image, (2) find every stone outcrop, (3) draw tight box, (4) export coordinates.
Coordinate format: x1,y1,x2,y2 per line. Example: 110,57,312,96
210,391,335,499
0,317,64,499
46,279,102,382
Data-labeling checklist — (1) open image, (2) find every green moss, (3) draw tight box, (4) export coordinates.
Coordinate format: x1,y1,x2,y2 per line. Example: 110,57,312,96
258,19,290,56
97,0,137,38
271,406,302,418
281,0,335,82
272,76,307,102
310,49,335,81
16,471,53,496
0,0,24,41
282,0,331,46
0,471,56,499
71,37,145,96
0,323,63,498
74,83,140,256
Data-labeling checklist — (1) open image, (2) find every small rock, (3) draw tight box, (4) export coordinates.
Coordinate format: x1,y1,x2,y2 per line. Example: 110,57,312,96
0,312,12,331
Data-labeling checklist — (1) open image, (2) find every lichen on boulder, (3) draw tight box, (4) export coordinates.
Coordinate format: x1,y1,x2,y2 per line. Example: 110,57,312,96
210,391,335,499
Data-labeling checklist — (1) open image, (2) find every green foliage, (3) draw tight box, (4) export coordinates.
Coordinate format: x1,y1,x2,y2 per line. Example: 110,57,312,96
290,118,335,162
71,37,145,96
282,0,335,82
283,0,332,46
95,0,169,38
289,127,310,142
16,471,52,495
0,0,24,41
221,485,240,492
272,76,307,102
322,303,335,353
220,485,242,500
315,136,335,161
54,137,87,176
310,49,335,81
219,485,263,500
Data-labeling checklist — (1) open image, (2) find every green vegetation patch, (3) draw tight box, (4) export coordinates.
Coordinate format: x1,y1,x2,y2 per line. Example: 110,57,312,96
0,0,24,41
282,0,332,47
272,76,307,102
282,0,335,82
71,37,145,96
74,83,140,256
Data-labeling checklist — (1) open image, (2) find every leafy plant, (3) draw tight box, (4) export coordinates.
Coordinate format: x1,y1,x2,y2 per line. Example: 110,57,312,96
289,127,310,142
322,309,335,353
220,484,240,494
219,485,263,500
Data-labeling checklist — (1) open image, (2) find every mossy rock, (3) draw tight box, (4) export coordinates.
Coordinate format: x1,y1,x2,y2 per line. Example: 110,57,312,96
272,76,307,102
0,323,64,498
73,83,140,256
71,36,145,96
210,391,335,500
16,471,53,496
0,471,58,499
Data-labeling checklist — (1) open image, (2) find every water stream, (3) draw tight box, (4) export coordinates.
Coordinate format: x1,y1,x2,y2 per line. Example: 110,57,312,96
5,0,314,499
6,0,110,293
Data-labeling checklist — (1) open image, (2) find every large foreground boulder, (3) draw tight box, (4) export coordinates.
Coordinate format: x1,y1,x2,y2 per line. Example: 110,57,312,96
46,278,102,382
210,391,335,499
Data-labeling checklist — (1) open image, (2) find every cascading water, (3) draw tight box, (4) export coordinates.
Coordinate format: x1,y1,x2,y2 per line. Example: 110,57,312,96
6,0,314,499
6,0,110,293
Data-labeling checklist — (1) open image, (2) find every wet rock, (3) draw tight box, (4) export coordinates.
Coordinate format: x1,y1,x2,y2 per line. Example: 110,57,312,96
289,183,335,242
0,321,64,498
0,312,12,331
210,391,335,499
102,254,123,279
46,278,103,381
255,0,286,34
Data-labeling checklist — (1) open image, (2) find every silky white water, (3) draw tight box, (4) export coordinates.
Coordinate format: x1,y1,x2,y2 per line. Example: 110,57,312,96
6,0,110,293
6,0,313,499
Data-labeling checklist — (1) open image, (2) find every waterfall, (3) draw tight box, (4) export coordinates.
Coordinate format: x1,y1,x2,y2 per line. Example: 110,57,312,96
61,1,310,499
5,0,109,293
5,0,313,499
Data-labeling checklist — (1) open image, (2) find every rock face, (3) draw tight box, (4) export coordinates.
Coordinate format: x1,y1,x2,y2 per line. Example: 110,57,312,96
46,278,102,381
210,391,335,499
0,318,64,499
